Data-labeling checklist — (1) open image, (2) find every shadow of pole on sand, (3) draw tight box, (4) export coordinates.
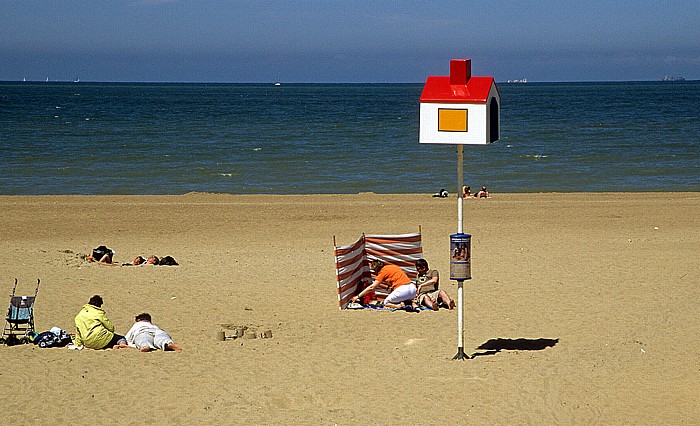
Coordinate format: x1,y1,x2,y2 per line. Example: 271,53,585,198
470,338,559,358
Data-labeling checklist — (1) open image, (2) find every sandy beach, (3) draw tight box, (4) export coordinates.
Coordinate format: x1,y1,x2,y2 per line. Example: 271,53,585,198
0,192,697,424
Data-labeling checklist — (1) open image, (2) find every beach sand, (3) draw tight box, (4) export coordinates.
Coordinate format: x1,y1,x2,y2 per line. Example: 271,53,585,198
0,193,697,424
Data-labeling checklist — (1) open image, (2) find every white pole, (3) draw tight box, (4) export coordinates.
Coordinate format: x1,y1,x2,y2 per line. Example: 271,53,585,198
457,145,464,233
453,145,469,359
456,281,464,353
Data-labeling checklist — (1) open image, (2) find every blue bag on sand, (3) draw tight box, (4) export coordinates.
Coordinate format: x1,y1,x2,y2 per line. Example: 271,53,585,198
33,329,72,348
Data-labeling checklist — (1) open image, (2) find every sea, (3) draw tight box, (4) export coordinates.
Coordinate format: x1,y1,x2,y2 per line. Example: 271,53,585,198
0,81,698,195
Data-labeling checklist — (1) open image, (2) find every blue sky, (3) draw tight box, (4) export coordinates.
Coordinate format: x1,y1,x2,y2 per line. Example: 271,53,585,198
1,0,698,82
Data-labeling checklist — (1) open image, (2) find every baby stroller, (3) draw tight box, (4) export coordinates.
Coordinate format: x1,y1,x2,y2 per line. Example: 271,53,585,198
1,278,40,345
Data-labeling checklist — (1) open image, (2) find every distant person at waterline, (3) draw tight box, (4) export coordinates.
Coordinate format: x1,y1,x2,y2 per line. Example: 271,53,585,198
476,186,490,198
432,188,448,198
462,186,472,198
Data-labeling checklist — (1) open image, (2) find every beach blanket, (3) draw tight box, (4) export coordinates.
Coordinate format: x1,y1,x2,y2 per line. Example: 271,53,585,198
334,232,423,309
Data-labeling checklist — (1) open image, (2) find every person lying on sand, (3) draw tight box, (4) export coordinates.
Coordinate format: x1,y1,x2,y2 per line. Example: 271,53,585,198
122,255,178,266
125,312,183,352
123,255,147,266
86,245,118,265
432,188,448,198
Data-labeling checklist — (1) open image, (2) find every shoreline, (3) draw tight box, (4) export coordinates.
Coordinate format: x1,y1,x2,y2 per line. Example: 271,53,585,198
1,190,699,197
0,192,697,423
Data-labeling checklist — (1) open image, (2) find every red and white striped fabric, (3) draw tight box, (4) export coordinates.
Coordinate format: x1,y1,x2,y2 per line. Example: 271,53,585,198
334,232,422,309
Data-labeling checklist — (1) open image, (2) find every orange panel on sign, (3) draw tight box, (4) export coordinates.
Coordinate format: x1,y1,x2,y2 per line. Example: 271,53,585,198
438,109,467,132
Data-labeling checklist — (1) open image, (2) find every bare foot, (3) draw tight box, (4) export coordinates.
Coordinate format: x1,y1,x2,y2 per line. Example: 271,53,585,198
448,300,455,310
165,343,183,351
139,347,152,352
431,303,439,311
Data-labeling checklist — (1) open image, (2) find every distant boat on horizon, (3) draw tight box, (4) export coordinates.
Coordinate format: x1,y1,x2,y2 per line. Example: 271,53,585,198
507,78,528,83
661,76,685,82
74,76,80,83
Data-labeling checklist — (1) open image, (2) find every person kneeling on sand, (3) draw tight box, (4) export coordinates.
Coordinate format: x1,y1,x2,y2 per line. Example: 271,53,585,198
74,295,128,349
351,259,419,310
414,259,455,311
125,312,182,352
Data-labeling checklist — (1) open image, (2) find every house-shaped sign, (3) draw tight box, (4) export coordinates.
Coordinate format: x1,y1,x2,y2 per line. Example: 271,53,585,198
419,59,500,145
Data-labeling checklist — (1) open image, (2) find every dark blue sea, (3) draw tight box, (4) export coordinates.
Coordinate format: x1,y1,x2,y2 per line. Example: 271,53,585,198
1,81,698,195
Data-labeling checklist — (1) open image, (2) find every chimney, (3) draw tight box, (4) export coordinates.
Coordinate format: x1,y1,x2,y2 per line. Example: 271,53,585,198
450,59,471,85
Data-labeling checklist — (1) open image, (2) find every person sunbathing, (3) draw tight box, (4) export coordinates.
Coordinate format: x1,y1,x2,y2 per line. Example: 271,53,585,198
123,256,146,266
123,255,177,266
476,186,490,198
123,255,158,266
432,188,448,198
462,185,472,198
125,312,183,352
86,245,117,265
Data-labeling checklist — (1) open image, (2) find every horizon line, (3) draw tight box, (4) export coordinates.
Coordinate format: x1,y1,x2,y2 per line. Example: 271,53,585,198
2,78,697,85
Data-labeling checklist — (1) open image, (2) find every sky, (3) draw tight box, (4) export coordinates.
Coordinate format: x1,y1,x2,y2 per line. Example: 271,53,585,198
1,0,698,83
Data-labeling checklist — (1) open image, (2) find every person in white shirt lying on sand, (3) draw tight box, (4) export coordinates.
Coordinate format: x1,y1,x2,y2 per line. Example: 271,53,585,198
125,312,183,352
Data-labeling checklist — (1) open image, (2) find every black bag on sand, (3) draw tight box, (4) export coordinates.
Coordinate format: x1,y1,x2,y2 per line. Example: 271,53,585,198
159,255,178,266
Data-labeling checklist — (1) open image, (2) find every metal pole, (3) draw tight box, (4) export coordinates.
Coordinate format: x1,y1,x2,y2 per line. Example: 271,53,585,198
453,145,469,359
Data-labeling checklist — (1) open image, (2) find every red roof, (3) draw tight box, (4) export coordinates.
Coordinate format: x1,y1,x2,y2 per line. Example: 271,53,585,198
420,75,496,103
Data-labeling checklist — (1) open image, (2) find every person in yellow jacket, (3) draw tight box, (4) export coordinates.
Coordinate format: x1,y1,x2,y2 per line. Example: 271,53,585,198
74,295,128,349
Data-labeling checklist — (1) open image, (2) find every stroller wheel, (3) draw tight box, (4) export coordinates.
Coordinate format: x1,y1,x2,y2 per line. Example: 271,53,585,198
19,337,29,344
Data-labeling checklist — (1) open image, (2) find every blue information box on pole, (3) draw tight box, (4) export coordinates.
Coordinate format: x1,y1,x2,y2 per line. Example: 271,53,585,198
450,233,471,281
